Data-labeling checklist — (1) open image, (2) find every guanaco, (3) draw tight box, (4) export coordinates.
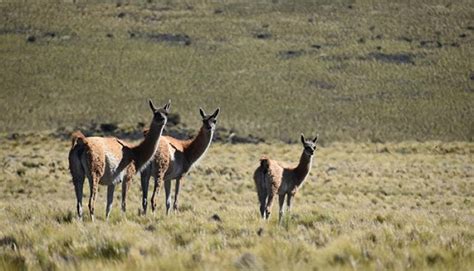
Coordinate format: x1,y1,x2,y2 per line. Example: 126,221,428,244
254,134,318,222
141,107,220,215
68,100,170,221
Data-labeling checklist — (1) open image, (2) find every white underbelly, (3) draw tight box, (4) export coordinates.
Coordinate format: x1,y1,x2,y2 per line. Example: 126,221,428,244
164,144,182,180
99,152,125,186
99,172,124,186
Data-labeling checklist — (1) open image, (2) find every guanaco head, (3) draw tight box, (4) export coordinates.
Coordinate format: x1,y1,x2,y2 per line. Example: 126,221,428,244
300,133,318,156
149,99,171,126
199,107,220,131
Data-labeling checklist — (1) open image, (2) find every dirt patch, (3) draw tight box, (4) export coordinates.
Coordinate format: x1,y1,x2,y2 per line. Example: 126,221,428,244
278,50,304,60
367,52,415,65
26,35,36,43
450,42,460,47
44,32,56,38
210,214,222,222
254,32,271,40
374,34,383,40
130,32,191,46
148,33,191,45
22,30,73,44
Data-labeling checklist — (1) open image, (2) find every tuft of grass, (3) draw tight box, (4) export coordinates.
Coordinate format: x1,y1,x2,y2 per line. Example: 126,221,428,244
0,253,27,271
234,252,263,271
80,239,130,261
55,210,75,224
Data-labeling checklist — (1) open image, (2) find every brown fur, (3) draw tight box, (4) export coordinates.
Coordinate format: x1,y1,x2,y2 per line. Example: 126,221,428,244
141,108,220,215
68,100,170,221
254,134,318,222
71,130,85,147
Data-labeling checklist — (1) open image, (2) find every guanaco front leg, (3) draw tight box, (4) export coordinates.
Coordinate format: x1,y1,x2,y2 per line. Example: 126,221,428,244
140,167,151,215
286,193,293,214
121,173,132,213
151,173,164,214
173,176,183,212
278,193,286,224
164,179,172,215
105,184,115,220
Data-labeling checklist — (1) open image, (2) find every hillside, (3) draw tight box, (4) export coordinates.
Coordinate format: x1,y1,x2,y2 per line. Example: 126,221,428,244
0,0,472,142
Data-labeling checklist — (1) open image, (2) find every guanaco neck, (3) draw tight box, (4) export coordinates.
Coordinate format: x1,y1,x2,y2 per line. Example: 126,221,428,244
293,150,313,186
184,126,214,165
132,121,165,171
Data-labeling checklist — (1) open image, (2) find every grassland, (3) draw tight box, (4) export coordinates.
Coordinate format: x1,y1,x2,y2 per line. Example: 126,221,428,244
0,1,473,270
0,135,473,270
0,0,473,142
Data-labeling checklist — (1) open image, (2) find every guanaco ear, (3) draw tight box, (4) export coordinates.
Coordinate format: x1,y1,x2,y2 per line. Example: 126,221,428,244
211,107,220,119
313,134,319,143
300,133,305,144
199,108,206,118
149,99,157,112
163,99,171,112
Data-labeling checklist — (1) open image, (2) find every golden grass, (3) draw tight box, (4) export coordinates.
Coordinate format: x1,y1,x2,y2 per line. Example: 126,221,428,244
0,134,472,270
0,1,473,269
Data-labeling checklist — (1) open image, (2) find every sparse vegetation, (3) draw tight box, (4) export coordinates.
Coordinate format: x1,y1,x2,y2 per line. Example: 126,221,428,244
0,0,473,270
0,135,473,270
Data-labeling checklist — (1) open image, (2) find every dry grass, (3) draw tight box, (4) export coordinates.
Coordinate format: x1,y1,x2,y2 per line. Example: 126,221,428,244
0,1,473,270
0,134,472,270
